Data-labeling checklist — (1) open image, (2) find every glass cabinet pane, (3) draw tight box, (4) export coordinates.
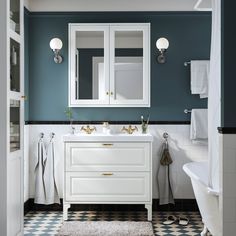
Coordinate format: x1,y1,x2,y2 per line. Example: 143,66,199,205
10,100,20,152
10,38,20,92
114,31,143,100
76,31,105,100
10,0,20,34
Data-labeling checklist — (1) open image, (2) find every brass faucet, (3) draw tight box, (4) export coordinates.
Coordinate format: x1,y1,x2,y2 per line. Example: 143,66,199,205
80,125,96,134
121,125,138,134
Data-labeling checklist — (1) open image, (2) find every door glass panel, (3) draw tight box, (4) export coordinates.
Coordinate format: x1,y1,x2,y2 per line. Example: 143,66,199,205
10,100,20,152
10,0,20,34
114,31,143,100
76,31,105,100
10,38,20,92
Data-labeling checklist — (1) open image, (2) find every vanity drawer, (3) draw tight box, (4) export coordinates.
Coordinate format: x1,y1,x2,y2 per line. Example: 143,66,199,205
65,142,151,172
65,172,150,202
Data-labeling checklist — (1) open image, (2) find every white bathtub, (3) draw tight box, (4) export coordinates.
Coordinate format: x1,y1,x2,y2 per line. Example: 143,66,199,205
183,161,221,236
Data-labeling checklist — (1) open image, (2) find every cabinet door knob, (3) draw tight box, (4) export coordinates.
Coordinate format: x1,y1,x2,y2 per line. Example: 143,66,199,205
110,92,113,95
102,173,114,176
106,92,109,95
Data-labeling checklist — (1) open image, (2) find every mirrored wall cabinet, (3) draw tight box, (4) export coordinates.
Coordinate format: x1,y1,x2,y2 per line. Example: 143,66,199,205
69,23,150,107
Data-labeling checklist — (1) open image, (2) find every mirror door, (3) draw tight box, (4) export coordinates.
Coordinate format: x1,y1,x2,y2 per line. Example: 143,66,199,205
69,24,110,106
109,25,150,106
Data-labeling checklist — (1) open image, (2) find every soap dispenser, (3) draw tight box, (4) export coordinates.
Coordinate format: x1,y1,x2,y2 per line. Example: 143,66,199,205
102,122,110,134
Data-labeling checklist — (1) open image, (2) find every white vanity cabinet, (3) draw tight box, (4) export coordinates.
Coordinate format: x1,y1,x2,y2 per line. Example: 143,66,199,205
68,23,150,107
63,134,153,221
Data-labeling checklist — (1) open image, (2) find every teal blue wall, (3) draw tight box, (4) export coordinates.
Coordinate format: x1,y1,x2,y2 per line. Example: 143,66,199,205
25,11,211,121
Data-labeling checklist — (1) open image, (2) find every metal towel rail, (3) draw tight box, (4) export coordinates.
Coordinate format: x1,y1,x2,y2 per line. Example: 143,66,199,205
184,61,191,66
184,109,192,114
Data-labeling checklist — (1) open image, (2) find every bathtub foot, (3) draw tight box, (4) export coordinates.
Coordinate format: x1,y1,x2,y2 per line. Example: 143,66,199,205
200,225,209,236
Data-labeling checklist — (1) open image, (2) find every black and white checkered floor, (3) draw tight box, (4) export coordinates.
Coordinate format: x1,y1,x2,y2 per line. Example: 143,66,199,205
24,211,203,235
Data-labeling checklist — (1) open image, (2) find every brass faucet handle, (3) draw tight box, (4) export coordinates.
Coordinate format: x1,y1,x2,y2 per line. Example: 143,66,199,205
121,126,126,132
130,125,138,134
80,125,96,134
121,125,138,134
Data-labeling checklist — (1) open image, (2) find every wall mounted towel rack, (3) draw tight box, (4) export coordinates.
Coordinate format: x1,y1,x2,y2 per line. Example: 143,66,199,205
184,109,192,114
184,61,191,66
50,132,55,141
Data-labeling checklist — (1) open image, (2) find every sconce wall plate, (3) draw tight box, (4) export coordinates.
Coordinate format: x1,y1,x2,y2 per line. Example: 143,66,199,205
157,49,166,64
53,49,63,64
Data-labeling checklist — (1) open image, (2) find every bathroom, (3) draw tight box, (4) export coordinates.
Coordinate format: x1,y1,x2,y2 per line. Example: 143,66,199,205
1,0,235,235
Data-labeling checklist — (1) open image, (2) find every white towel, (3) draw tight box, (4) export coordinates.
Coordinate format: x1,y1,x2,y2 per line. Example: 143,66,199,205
190,109,208,141
44,138,60,204
191,60,210,98
34,139,47,204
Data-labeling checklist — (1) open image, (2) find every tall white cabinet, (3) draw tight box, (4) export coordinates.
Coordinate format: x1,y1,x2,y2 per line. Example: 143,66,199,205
1,0,25,235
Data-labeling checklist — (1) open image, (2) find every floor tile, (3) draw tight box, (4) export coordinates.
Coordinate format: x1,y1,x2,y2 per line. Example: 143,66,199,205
24,211,204,235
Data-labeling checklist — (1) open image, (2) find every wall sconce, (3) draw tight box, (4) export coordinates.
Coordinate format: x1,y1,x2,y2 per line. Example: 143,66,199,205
49,38,63,64
156,37,169,64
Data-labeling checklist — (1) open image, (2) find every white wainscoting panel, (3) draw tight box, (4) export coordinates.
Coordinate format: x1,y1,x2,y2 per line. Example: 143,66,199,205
24,124,208,201
220,133,236,235
24,125,30,202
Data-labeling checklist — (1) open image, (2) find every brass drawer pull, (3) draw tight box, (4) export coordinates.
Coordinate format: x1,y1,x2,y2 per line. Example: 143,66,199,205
102,143,113,146
102,173,113,176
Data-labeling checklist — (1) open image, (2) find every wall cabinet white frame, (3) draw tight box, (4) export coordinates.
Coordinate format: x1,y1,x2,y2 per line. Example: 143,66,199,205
69,23,150,107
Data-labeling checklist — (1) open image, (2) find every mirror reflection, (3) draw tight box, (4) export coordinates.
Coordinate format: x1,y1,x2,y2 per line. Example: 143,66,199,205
114,31,143,100
75,30,144,101
76,31,105,100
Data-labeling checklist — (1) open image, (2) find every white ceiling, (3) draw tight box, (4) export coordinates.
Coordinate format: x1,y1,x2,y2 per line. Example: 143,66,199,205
24,0,212,12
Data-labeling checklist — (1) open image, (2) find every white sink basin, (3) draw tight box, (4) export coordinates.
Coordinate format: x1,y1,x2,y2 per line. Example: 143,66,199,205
63,132,153,142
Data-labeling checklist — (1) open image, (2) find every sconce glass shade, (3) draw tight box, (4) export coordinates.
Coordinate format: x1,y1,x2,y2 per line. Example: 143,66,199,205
49,38,63,64
49,38,63,50
156,37,169,50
